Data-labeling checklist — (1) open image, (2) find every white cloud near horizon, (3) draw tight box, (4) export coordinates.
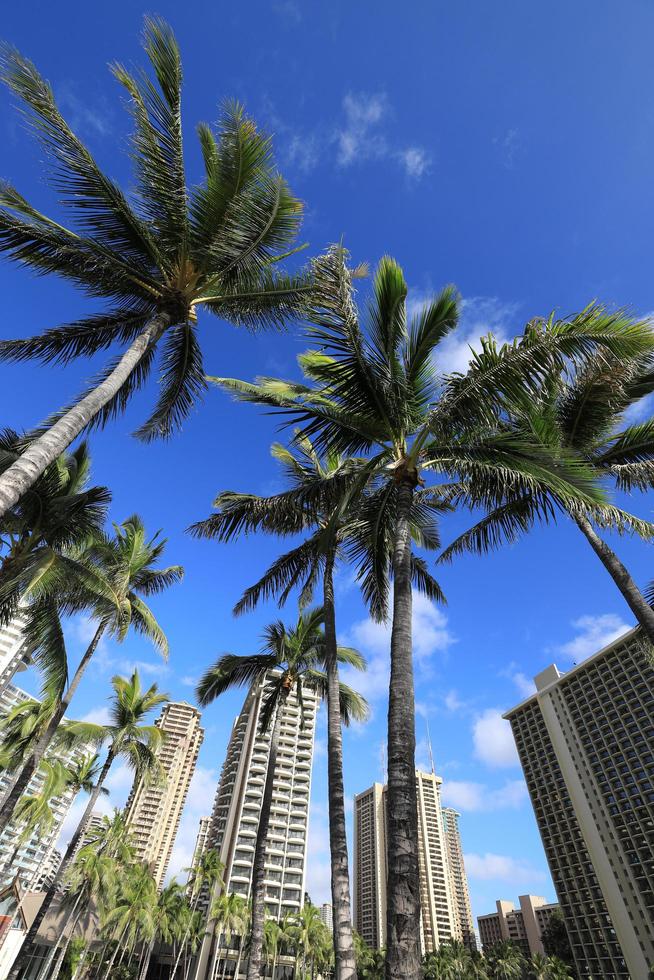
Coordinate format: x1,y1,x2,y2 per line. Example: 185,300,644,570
555,613,631,663
442,778,527,812
464,851,547,885
473,708,520,769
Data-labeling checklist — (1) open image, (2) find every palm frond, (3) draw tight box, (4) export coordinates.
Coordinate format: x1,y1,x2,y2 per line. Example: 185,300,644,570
195,653,277,705
133,322,206,441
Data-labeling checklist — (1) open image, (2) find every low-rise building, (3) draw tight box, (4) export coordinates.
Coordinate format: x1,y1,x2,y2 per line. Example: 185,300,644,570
477,895,559,956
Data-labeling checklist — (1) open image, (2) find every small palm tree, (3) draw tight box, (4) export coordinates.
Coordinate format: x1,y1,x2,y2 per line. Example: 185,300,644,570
137,879,187,980
196,607,368,980
0,17,309,520
486,941,526,980
190,436,445,980
8,669,168,980
0,438,110,641
209,891,250,980
0,514,181,836
440,348,654,644
171,850,224,978
528,953,551,980
101,861,159,977
289,903,327,979
263,918,282,979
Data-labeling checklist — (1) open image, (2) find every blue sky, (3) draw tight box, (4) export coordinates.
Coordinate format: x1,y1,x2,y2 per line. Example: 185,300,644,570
2,0,654,923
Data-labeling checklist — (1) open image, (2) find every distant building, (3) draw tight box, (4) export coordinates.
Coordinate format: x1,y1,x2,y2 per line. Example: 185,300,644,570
354,771,473,954
477,895,559,956
125,701,204,888
0,681,89,891
194,673,318,980
32,849,62,892
186,816,211,898
319,902,333,932
0,612,29,695
505,627,654,978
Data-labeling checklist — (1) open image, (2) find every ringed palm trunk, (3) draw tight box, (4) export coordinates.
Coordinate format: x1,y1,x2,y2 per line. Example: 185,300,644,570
322,551,357,980
246,694,287,980
0,312,171,521
8,748,115,980
0,623,106,836
385,477,421,980
573,513,654,646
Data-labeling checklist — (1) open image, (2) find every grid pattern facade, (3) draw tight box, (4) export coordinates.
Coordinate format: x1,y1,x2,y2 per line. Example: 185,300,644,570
0,613,28,692
415,771,456,951
125,701,204,888
442,807,476,951
195,673,317,980
506,628,654,978
477,896,558,956
0,682,88,889
353,783,386,949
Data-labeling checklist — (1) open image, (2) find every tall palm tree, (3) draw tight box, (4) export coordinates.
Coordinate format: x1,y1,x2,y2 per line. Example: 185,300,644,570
99,861,159,978
0,17,309,520
190,437,445,980
213,245,654,979
171,850,224,979
263,918,282,980
137,880,187,980
196,607,368,980
0,438,110,633
440,348,654,644
289,904,327,980
208,891,250,980
0,514,181,836
8,669,168,980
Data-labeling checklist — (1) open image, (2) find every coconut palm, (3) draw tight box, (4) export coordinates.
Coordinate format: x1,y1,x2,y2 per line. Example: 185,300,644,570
8,670,168,980
99,861,158,978
263,918,282,979
0,438,110,634
196,607,368,980
544,958,573,979
0,17,309,520
190,437,445,980
486,941,526,980
136,880,187,980
171,850,224,979
213,245,654,979
440,348,654,644
0,514,181,837
289,904,329,979
209,891,250,980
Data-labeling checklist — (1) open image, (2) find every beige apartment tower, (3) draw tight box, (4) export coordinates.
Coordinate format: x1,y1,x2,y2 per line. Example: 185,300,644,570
125,701,204,887
194,673,317,980
478,895,559,956
442,808,476,951
354,771,472,954
505,627,654,979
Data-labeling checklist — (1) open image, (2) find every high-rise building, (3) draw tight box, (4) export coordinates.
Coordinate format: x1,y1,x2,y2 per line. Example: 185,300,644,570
33,848,62,892
442,808,476,951
354,771,472,954
186,816,211,899
505,627,654,979
125,701,204,888
194,673,318,980
0,683,90,890
0,612,28,694
319,902,333,932
477,895,559,956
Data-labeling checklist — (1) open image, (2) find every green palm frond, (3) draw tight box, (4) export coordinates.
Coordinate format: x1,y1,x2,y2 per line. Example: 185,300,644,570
196,653,278,706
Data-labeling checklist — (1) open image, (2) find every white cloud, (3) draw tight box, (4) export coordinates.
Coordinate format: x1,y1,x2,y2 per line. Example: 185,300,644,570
442,779,527,812
342,593,455,705
464,852,547,885
79,706,112,726
336,93,388,166
473,709,520,769
397,147,431,179
511,671,536,698
444,689,468,713
58,85,111,138
180,675,197,688
555,614,631,663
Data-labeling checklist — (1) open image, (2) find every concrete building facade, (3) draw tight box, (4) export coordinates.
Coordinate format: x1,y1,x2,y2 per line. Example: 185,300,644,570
477,895,559,956
125,701,204,888
194,673,318,980
505,627,654,978
319,903,333,932
354,771,473,954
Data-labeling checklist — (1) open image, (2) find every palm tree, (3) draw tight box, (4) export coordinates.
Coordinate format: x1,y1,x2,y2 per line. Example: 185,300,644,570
440,347,654,644
0,438,110,633
171,850,224,979
213,245,654,978
0,17,309,520
209,891,250,980
527,953,550,980
190,438,445,980
289,904,327,980
486,941,526,980
0,514,181,836
8,669,168,980
137,880,187,980
263,918,282,979
544,958,573,979
196,607,368,980
99,861,158,978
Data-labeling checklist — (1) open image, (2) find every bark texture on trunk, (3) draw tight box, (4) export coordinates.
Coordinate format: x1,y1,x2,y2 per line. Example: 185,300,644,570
8,749,115,980
385,479,421,980
573,513,654,645
246,695,286,980
323,553,357,980
0,313,170,521
0,623,106,837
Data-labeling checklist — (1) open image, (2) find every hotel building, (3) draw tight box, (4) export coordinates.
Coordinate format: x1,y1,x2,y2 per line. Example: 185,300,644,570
505,627,654,978
194,673,317,980
477,895,559,956
125,701,204,888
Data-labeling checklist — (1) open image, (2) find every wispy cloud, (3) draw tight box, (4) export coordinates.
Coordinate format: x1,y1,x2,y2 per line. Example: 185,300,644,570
268,91,431,181
464,851,547,884
442,778,527,812
58,84,112,139
554,613,631,663
493,127,522,169
473,708,520,769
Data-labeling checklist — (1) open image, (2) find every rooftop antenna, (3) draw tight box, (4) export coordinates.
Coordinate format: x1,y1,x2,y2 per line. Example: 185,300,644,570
425,715,436,775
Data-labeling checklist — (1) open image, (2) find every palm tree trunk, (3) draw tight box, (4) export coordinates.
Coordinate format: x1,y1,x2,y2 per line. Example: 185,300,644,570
0,312,171,521
0,622,106,836
385,477,421,980
8,748,115,980
48,899,85,980
573,512,654,645
246,695,286,980
138,940,154,980
322,552,357,980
